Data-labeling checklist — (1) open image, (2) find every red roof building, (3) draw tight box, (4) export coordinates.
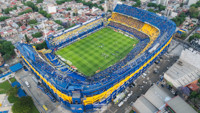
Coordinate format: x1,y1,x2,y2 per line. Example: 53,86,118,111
21,26,26,30
188,84,199,91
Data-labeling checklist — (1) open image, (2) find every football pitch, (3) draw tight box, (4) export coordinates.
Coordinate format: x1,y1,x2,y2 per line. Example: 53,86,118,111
56,28,139,76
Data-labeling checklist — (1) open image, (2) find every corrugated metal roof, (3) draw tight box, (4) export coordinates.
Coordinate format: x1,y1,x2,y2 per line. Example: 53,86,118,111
167,96,197,113
133,95,158,113
164,49,200,88
144,85,173,109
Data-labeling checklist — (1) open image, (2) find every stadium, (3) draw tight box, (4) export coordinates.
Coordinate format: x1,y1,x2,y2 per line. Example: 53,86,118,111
15,4,176,112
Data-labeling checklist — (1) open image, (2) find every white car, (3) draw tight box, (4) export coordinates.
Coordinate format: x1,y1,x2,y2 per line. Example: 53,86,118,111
118,101,124,107
25,81,30,88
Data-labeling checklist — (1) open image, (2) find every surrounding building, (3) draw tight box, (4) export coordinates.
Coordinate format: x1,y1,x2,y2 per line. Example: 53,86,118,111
164,49,200,89
132,84,197,113
156,0,169,6
187,0,198,6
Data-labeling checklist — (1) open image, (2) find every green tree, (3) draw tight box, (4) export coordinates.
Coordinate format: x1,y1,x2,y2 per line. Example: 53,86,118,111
147,3,157,8
8,95,19,103
25,1,38,12
148,9,157,13
18,9,33,15
180,3,184,7
0,16,10,22
46,14,52,19
7,87,18,96
3,6,17,14
3,54,11,61
56,0,64,5
74,0,104,10
108,10,112,12
147,3,165,11
189,6,199,18
189,33,200,42
12,96,33,113
132,0,141,7
181,33,187,38
34,41,47,50
7,87,19,103
25,34,31,43
38,9,51,18
28,19,37,25
37,0,43,3
171,12,186,26
32,32,43,38
158,4,166,11
100,0,105,4
0,40,15,61
73,13,78,16
4,8,10,14
190,1,200,8
98,6,104,11
54,20,62,25
66,7,71,11
190,91,198,103
56,0,72,5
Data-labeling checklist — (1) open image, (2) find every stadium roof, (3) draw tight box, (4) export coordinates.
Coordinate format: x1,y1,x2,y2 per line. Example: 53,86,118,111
167,96,197,113
11,81,21,88
17,88,26,98
9,63,23,72
164,49,200,88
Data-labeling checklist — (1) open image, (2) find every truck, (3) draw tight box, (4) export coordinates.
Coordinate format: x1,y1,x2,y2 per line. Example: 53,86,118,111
113,92,125,104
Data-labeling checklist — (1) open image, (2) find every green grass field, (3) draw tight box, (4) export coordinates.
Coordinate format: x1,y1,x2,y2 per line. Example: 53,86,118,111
0,80,12,94
56,28,138,76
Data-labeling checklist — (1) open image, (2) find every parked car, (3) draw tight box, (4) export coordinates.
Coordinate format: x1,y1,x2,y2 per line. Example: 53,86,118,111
24,81,30,87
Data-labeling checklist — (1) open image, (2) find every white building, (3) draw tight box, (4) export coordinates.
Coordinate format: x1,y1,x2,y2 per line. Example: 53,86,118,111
156,0,169,6
132,84,197,113
164,49,200,89
47,5,56,14
187,0,198,6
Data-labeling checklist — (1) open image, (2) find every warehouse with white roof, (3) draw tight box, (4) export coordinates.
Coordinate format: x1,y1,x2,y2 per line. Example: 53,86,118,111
164,49,200,88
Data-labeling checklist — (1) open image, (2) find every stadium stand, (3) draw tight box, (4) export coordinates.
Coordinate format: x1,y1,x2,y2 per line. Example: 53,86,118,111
47,17,104,49
15,4,176,112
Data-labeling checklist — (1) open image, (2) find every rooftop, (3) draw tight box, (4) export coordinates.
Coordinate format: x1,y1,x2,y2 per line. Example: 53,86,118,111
133,84,173,113
164,49,200,88
133,95,158,113
144,84,173,109
133,85,197,113
167,96,197,113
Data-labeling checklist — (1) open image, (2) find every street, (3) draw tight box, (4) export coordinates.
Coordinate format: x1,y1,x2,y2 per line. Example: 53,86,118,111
14,69,72,113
